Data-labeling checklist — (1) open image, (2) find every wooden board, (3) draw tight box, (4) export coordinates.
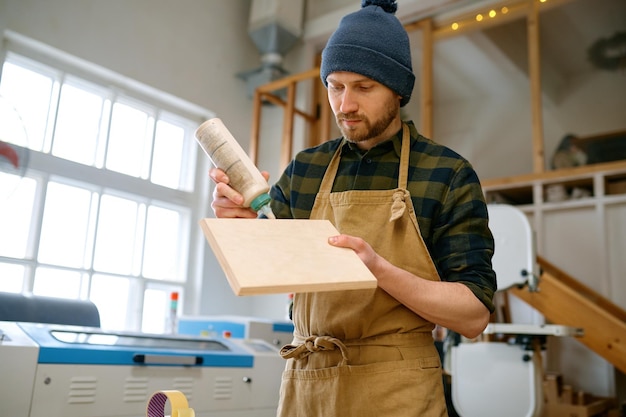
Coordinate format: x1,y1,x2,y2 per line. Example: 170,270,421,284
199,219,378,296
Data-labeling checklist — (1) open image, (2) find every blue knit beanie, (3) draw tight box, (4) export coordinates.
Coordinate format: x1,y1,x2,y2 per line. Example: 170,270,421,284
320,0,415,107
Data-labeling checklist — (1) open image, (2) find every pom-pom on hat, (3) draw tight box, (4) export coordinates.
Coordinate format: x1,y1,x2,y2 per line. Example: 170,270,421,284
320,0,415,107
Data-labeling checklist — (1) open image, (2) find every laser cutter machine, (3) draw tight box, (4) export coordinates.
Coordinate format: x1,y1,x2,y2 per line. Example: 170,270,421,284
0,321,284,417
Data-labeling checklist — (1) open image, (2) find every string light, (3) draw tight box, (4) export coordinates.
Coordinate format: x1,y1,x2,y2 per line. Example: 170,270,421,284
445,1,545,33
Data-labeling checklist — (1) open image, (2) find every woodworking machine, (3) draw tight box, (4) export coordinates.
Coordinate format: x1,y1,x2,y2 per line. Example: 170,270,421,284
0,321,284,417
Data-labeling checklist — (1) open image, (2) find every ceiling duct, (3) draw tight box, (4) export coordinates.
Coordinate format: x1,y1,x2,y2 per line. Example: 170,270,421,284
238,0,305,98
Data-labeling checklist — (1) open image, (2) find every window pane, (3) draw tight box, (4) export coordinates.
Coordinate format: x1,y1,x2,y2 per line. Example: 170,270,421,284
52,82,104,165
0,263,25,292
38,182,92,268
106,102,151,177
142,288,169,334
143,206,182,280
151,120,184,189
90,273,130,331
0,94,30,149
33,266,83,298
142,287,183,334
0,60,54,151
0,174,36,258
93,195,140,275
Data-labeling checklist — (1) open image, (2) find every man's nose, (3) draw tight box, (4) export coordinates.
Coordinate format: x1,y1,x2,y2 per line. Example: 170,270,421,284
339,89,358,114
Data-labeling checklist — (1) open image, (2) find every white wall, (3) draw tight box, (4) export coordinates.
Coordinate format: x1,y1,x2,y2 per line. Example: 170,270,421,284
1,0,259,142
435,69,626,181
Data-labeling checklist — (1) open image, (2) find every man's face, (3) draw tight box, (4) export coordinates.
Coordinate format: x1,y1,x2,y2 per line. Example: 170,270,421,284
327,72,402,149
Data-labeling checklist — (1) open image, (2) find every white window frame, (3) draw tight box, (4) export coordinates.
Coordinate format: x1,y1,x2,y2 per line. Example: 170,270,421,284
0,30,214,331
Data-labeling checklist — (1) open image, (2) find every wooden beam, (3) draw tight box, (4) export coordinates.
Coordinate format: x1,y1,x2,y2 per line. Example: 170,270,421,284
256,67,320,93
308,54,330,148
418,18,434,138
481,157,626,189
250,88,263,165
527,0,545,173
252,68,322,169
281,83,296,170
260,92,317,123
318,87,332,146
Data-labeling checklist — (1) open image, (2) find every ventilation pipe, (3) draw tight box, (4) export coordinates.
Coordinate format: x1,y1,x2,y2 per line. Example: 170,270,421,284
238,0,305,98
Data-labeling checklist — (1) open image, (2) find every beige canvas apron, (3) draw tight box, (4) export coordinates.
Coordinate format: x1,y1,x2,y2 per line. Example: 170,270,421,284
277,124,448,417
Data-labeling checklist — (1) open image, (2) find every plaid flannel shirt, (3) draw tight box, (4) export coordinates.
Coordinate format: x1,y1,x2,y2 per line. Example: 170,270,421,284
269,121,496,312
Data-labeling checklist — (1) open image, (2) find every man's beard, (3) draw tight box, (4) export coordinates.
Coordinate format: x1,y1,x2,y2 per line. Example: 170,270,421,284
335,100,399,144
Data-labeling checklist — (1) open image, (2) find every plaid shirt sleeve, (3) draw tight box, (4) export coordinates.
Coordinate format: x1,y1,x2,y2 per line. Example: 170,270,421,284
269,121,496,313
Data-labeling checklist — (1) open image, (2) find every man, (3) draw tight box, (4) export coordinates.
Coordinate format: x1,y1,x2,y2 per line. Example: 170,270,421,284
210,0,496,415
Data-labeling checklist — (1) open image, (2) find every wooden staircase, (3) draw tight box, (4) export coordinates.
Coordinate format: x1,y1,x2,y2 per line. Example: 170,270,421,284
509,255,626,374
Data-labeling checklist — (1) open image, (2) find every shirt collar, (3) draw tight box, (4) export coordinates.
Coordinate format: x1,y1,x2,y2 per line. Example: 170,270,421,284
339,122,411,158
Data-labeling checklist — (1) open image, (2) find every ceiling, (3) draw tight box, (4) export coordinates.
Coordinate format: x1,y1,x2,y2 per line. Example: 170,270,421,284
307,0,626,103
423,0,626,102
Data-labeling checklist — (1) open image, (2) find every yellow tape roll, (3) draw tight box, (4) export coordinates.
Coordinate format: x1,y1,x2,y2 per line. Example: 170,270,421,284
146,390,195,417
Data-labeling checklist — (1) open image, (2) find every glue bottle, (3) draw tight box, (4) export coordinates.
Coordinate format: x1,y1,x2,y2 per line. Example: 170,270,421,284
195,118,276,219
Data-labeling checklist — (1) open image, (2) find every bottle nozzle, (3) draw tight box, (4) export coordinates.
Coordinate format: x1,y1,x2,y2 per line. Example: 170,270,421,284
258,204,276,219
251,193,276,219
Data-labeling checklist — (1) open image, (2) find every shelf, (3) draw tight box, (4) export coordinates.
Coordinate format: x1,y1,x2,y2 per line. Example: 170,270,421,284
605,173,626,196
485,184,533,205
483,160,626,206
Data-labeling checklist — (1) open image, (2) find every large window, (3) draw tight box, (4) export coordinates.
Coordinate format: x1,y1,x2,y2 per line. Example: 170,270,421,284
0,32,212,332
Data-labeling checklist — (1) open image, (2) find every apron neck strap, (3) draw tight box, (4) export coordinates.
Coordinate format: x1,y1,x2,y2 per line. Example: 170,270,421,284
398,123,410,190
319,123,411,193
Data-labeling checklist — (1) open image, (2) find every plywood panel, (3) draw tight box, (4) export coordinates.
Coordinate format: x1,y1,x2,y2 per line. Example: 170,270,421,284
199,219,377,296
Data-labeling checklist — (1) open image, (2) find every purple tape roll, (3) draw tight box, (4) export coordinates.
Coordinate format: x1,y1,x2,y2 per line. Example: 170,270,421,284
146,390,192,417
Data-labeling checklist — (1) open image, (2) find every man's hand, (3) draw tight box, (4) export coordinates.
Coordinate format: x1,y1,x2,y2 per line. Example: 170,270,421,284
328,234,382,273
209,168,271,218
329,234,491,339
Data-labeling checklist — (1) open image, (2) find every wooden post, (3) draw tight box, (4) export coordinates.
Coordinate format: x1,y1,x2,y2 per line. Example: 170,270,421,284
310,57,331,148
418,19,434,139
250,89,263,165
281,83,296,170
318,83,332,146
527,0,545,173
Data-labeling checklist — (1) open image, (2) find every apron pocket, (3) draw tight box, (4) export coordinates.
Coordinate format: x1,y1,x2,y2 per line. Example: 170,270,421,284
278,358,447,417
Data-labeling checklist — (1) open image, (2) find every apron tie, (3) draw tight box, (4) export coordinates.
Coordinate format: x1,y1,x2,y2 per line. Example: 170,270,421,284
280,336,350,366
389,189,407,222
